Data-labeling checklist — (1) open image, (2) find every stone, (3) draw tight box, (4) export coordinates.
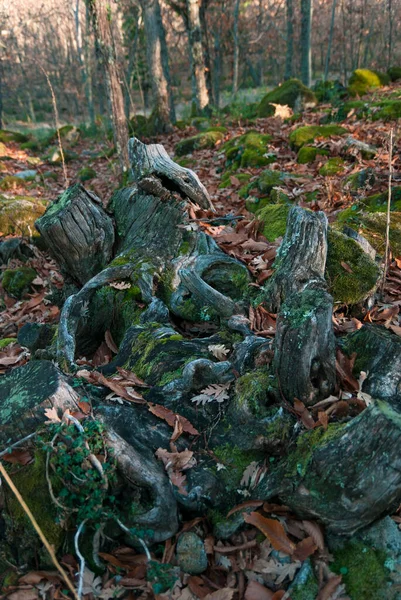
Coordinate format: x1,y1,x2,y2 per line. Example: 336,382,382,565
176,532,208,574
14,170,37,180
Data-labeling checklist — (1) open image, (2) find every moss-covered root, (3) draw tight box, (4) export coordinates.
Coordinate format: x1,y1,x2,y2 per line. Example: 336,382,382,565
275,400,401,535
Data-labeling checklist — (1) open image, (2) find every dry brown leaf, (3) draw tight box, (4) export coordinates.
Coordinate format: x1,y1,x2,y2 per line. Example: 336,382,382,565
204,589,235,600
44,407,61,423
2,449,33,466
243,512,296,555
316,575,343,600
244,580,274,600
300,520,325,550
148,403,199,436
105,330,119,354
226,500,264,517
292,536,317,561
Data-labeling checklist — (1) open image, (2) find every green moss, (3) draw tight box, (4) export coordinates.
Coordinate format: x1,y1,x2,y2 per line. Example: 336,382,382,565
0,338,15,349
0,195,47,235
388,66,401,81
0,129,29,143
175,130,224,156
336,209,401,257
371,100,401,121
332,542,389,600
297,146,317,164
290,571,319,600
344,168,375,190
39,184,78,221
286,423,345,478
222,131,273,169
7,451,63,548
213,444,264,491
361,187,401,212
326,229,380,305
256,204,289,241
348,69,383,96
77,166,96,181
319,157,345,176
0,175,30,191
289,125,347,149
257,79,317,118
234,369,270,417
219,172,251,189
2,267,37,299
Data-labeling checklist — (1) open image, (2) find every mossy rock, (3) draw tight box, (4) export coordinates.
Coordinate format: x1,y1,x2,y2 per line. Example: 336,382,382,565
361,187,401,213
219,172,251,189
335,208,401,256
5,452,64,565
297,146,317,164
0,175,30,191
0,129,30,144
257,78,317,118
256,204,289,241
233,369,271,418
289,125,347,149
371,100,401,121
388,66,401,81
331,541,390,600
348,69,383,96
326,229,380,305
2,267,37,298
319,157,345,176
222,131,273,169
175,130,225,156
0,196,47,236
344,168,375,191
77,166,97,182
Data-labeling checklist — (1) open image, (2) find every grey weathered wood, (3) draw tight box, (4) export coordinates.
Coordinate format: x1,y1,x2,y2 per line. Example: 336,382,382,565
35,183,115,285
274,289,336,404
129,137,214,209
264,206,328,313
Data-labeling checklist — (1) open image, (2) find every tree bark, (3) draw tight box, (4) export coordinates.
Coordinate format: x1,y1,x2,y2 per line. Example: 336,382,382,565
285,0,294,80
87,0,130,174
324,0,337,82
300,0,312,87
186,0,210,114
140,0,173,133
232,0,241,94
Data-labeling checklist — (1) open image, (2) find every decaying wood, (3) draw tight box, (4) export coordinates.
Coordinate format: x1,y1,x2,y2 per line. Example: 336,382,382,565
269,207,336,405
36,184,115,285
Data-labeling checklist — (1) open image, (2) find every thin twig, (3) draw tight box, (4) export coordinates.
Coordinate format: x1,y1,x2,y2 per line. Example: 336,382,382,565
75,519,88,600
0,433,37,458
382,128,394,294
0,461,78,600
39,65,69,187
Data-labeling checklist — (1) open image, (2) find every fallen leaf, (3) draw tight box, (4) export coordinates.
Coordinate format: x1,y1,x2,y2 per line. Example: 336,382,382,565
148,403,199,436
245,580,274,600
208,344,230,361
243,512,296,555
44,407,61,423
292,536,317,561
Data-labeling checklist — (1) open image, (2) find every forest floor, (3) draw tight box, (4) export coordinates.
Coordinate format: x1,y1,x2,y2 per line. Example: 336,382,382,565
1,82,401,599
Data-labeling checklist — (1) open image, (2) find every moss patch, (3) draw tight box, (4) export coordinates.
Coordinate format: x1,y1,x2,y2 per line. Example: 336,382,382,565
213,444,264,492
0,338,15,349
361,187,401,213
0,195,46,236
2,267,37,299
286,423,345,478
335,209,401,257
297,146,317,164
222,131,273,170
77,166,96,182
175,130,224,156
348,69,383,96
256,204,289,241
388,67,401,81
289,125,347,149
326,229,380,304
319,157,345,176
332,542,389,600
257,79,317,118
234,369,270,417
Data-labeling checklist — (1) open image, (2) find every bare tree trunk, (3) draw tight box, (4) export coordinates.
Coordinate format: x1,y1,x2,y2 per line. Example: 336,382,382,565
388,0,393,69
186,0,210,114
212,24,222,107
139,0,173,132
73,0,95,126
232,0,241,94
300,0,312,87
199,0,214,105
285,0,294,79
87,0,130,175
157,0,176,122
324,0,337,81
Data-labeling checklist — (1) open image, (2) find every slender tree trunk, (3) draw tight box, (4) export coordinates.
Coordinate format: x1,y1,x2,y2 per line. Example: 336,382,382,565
157,0,176,122
340,0,348,84
388,0,393,69
139,0,172,132
212,25,222,107
285,0,294,79
199,0,214,106
232,0,241,94
74,0,95,126
186,0,210,114
0,64,3,130
87,0,130,175
300,0,312,87
324,0,337,81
